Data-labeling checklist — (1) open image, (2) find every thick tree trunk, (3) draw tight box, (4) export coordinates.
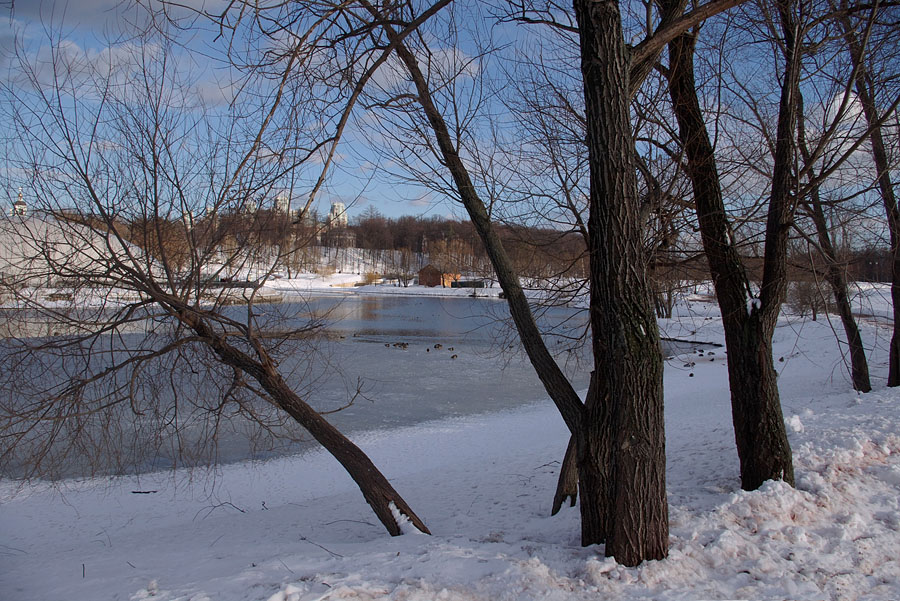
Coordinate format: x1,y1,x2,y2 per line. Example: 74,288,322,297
369,0,668,565
667,25,794,490
574,0,668,565
723,319,795,488
183,311,429,536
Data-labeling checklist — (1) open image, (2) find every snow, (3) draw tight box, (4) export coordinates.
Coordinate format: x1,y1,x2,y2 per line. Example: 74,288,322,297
3,281,900,600
747,296,761,314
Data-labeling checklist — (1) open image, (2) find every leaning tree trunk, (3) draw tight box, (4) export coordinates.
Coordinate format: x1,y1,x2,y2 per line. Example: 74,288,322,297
182,309,429,536
806,199,872,393
667,24,794,490
574,0,668,565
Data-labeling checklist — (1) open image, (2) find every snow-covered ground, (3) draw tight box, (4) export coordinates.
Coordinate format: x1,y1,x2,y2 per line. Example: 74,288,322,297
2,283,900,601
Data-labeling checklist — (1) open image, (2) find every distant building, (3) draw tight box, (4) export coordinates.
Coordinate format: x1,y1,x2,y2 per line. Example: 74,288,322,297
11,188,26,216
0,213,133,286
418,264,460,288
274,195,291,214
327,202,348,228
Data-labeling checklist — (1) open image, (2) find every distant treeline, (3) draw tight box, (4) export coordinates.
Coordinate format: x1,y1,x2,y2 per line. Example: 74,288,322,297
351,210,589,279
85,205,893,284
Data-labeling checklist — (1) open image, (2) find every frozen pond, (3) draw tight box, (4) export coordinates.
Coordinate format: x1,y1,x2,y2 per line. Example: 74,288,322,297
2,294,705,477
292,294,593,433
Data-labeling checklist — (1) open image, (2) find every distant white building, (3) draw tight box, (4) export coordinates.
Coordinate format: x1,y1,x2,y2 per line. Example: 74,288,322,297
11,188,27,216
0,213,135,287
327,202,348,228
274,195,291,214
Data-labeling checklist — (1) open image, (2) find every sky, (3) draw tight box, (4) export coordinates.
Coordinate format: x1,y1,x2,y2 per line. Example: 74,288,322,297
2,0,464,222
8,1,890,232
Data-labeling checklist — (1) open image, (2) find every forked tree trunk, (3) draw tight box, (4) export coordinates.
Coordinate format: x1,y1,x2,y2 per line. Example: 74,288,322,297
574,0,668,565
667,21,794,490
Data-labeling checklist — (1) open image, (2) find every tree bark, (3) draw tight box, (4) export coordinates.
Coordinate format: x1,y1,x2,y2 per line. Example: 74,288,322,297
666,20,794,490
551,434,578,515
837,12,900,385
552,369,597,516
574,0,668,564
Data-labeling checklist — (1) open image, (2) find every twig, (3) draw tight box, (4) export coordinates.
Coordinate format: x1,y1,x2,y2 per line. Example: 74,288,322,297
193,501,247,521
299,535,343,559
0,544,28,556
278,559,295,574
323,519,377,528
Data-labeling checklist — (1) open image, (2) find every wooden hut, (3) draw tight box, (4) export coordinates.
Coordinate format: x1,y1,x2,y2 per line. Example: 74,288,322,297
418,264,460,287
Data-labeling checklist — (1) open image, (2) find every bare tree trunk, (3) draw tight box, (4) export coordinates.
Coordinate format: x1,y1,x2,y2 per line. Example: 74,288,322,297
552,374,596,516
797,93,871,392
666,19,794,490
810,216,872,393
838,12,900,385
367,0,668,565
551,434,578,515
574,0,668,564
182,309,429,536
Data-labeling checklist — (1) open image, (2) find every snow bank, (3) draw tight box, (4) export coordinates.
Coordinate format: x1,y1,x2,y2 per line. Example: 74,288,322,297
3,296,900,601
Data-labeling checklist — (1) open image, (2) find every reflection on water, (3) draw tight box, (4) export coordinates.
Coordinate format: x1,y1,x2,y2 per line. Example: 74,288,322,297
272,294,592,441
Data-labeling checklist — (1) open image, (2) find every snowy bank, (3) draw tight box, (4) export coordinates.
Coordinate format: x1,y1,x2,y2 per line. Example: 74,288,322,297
2,297,899,601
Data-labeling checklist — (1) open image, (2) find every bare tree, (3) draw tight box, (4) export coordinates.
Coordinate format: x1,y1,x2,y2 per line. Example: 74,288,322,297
660,0,896,484
795,86,873,392
663,0,804,489
0,19,428,535
833,1,900,385
347,0,744,566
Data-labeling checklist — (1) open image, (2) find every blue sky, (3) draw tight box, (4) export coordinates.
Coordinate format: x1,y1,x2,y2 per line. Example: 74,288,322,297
3,0,462,222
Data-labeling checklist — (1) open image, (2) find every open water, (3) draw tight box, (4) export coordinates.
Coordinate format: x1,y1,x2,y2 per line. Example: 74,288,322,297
3,294,703,477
